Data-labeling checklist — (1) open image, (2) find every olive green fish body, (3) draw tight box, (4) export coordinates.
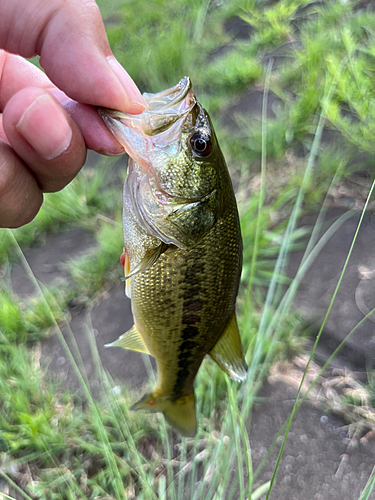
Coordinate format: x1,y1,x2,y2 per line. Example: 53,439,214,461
100,78,246,436
129,188,242,401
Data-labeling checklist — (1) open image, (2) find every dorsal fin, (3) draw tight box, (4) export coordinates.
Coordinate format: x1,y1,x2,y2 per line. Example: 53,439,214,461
209,311,247,382
105,325,150,355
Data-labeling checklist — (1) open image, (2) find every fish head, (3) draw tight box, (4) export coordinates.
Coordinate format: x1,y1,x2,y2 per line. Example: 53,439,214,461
99,77,227,249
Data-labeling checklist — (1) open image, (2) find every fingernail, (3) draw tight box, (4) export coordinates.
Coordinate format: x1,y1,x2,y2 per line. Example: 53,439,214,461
107,56,146,111
50,88,72,106
16,93,73,160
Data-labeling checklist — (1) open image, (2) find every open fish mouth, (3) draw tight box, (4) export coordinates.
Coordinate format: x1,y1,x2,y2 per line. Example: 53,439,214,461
99,77,214,249
142,76,194,122
98,77,196,167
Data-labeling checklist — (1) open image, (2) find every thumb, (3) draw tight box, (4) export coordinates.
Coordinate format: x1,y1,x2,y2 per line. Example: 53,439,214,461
0,0,145,113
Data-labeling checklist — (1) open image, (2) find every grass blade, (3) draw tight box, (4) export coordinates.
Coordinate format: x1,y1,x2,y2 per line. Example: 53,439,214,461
251,481,271,500
0,470,33,500
5,231,130,499
225,378,245,500
358,466,375,500
265,179,375,499
254,301,375,481
243,58,273,318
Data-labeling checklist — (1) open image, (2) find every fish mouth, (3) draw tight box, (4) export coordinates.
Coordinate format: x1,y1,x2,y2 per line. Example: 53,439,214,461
98,77,195,167
143,76,194,116
99,78,203,247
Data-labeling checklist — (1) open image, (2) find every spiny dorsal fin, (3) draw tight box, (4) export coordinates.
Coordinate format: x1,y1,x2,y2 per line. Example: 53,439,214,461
124,243,168,279
209,311,247,382
105,325,150,355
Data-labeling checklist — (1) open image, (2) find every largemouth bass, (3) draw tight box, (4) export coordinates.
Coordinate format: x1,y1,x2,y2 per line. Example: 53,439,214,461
99,77,246,436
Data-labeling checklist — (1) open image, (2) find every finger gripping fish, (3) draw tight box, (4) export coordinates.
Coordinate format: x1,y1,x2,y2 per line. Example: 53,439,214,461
99,77,246,437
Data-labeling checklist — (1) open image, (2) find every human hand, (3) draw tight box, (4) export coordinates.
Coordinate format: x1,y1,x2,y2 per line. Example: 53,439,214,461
0,0,145,228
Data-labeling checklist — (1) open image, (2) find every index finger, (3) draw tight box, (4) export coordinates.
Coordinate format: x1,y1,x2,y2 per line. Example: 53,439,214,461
0,0,145,113
0,52,124,155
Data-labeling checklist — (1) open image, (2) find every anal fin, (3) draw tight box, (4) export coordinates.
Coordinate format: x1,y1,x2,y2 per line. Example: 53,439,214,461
105,325,150,355
209,311,247,382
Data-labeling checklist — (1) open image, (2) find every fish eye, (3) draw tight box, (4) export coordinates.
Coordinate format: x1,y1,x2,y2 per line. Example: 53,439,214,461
190,134,212,158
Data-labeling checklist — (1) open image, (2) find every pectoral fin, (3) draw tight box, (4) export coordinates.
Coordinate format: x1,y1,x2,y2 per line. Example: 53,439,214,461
166,191,217,248
124,251,131,298
209,311,247,382
125,243,168,279
105,325,150,355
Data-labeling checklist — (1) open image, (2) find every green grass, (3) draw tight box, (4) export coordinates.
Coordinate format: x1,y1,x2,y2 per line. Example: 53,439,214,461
0,156,121,266
67,218,124,300
1,0,375,498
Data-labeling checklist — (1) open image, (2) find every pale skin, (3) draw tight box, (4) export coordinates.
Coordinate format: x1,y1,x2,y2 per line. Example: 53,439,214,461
0,0,146,228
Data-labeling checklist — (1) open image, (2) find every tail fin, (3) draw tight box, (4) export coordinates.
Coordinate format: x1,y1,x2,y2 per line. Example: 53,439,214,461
163,393,196,437
130,391,196,437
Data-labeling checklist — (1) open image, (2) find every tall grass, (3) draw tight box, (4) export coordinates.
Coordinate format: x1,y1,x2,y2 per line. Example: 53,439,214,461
1,0,375,498
2,64,373,499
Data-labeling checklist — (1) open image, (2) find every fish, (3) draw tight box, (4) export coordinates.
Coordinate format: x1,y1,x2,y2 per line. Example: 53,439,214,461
99,77,246,437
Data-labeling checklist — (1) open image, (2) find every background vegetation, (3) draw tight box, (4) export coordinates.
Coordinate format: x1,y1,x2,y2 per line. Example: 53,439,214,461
1,0,375,498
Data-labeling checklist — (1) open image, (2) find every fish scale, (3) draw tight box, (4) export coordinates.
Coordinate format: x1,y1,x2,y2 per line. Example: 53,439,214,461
99,77,247,436
130,191,242,399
